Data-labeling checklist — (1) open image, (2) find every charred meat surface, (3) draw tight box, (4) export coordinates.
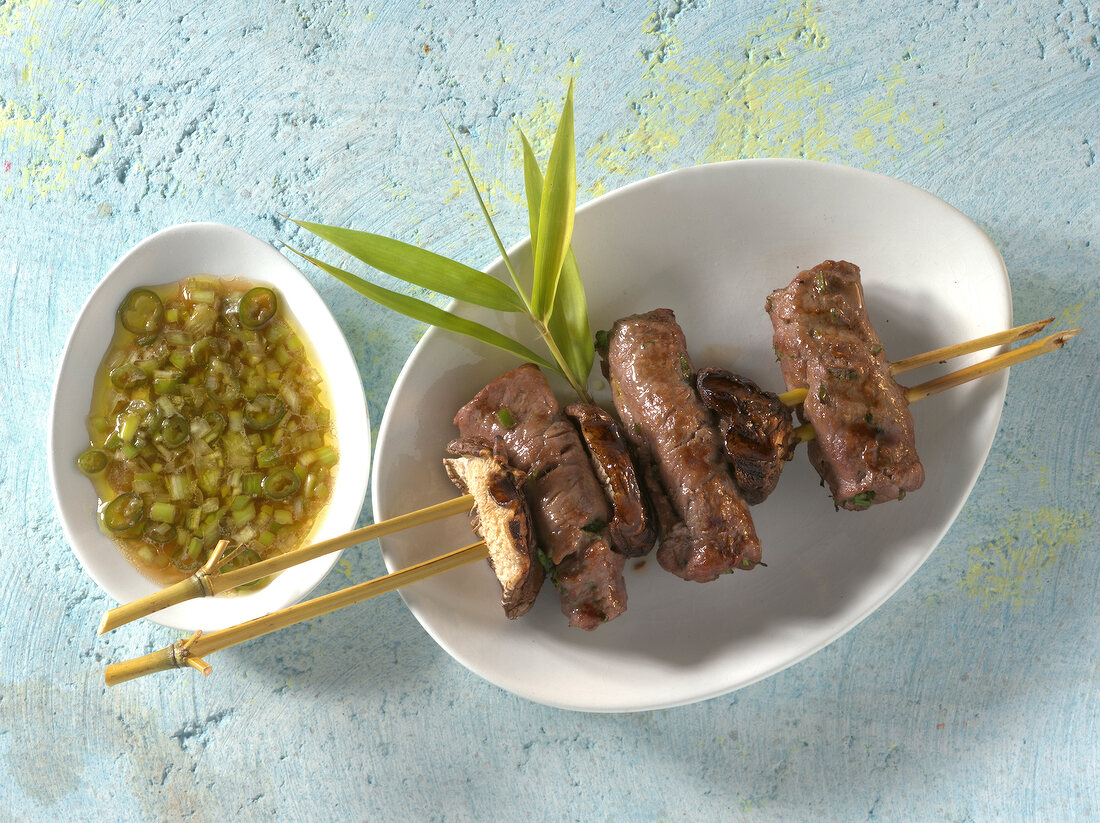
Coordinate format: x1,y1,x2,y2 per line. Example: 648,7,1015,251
767,260,924,509
605,309,762,582
564,402,657,557
696,367,795,505
444,437,543,619
454,364,627,628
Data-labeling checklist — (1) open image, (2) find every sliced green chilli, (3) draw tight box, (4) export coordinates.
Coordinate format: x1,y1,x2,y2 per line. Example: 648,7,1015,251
238,287,278,329
76,448,108,475
118,288,165,338
191,336,228,366
202,411,226,442
243,394,287,430
204,359,240,403
160,415,190,448
102,493,144,532
109,363,148,391
262,467,301,500
143,520,178,544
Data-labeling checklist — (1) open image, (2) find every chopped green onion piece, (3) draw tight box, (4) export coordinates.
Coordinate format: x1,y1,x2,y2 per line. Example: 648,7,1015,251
167,473,192,501
256,447,281,468
149,502,177,523
495,408,516,428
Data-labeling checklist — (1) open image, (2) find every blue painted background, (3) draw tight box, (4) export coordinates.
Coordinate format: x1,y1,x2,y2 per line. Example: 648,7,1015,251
1,1,1096,819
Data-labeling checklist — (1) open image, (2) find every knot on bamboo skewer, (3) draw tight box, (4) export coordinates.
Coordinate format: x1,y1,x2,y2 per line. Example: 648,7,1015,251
172,631,213,676
191,539,235,598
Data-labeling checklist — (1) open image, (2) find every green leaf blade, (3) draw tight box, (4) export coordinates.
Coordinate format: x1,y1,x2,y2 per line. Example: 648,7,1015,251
519,129,543,247
531,80,576,322
291,219,525,313
547,247,594,386
286,246,558,373
521,127,593,387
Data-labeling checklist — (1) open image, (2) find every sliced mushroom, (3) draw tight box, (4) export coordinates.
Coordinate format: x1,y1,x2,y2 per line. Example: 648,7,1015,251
444,437,544,619
563,402,657,558
696,367,796,505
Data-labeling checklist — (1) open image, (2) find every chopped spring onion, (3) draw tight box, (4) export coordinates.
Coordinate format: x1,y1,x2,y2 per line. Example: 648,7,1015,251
80,276,338,589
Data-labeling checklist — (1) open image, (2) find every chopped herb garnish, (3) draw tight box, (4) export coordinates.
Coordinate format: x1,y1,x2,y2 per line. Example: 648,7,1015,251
844,491,876,509
827,367,859,381
897,490,906,501
871,343,883,356
679,354,693,383
765,295,773,313
594,329,610,352
582,519,607,534
864,411,873,424
818,385,828,402
495,408,516,428
814,271,828,292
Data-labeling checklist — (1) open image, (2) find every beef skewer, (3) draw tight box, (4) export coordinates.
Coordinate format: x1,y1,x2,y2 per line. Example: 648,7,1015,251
101,316,1078,680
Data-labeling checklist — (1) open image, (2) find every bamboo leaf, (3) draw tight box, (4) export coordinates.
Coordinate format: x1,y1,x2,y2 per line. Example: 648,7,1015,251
285,246,558,372
519,129,543,251
531,79,576,321
547,249,593,385
520,128,593,386
444,121,531,311
291,219,524,313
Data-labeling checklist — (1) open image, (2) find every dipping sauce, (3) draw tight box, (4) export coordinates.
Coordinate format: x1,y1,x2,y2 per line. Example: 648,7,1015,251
76,276,338,587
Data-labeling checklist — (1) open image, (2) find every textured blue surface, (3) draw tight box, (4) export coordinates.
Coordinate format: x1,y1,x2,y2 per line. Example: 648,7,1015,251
1,1,1097,820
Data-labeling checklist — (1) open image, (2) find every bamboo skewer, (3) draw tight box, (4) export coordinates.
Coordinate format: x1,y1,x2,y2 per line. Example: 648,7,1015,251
102,321,1080,685
98,493,475,634
776,317,1055,408
104,540,490,686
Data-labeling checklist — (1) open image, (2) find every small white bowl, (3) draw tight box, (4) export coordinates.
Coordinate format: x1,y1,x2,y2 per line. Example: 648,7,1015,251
48,222,371,632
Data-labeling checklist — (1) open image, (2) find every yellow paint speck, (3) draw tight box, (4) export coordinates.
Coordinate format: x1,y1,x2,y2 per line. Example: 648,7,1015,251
0,97,103,197
1059,299,1088,328
959,506,1091,610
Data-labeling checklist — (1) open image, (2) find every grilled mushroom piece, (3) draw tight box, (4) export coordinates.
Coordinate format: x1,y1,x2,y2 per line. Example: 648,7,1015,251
444,437,544,619
696,367,796,505
564,402,656,557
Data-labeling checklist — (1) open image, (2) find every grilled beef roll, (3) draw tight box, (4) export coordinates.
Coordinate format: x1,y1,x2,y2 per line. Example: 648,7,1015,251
453,365,626,629
767,260,924,509
604,309,762,582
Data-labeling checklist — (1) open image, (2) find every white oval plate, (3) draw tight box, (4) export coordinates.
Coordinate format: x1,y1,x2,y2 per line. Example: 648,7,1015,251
372,159,1010,712
49,222,371,632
